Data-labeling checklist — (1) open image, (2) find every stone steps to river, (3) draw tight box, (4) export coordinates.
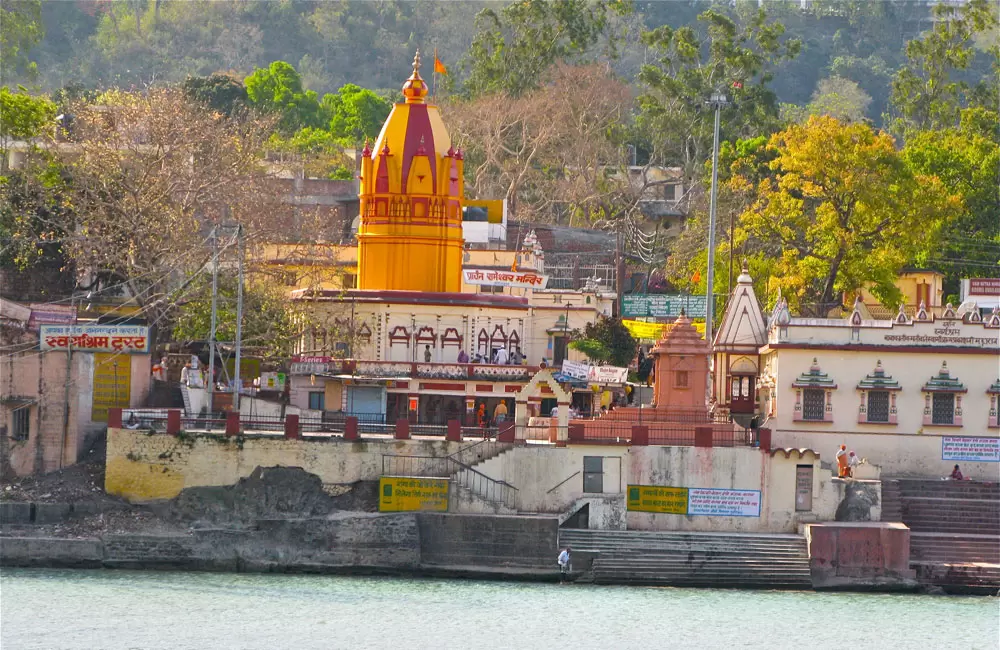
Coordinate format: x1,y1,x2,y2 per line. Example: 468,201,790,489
559,529,811,590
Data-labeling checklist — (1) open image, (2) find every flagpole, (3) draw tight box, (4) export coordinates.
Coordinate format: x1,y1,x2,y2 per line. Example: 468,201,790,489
432,47,437,102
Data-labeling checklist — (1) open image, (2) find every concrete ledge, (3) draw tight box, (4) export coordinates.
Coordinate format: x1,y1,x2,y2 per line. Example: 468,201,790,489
0,502,32,525
0,537,104,568
34,503,73,524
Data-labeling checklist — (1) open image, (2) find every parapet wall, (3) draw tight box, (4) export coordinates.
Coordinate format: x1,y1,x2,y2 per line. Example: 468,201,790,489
105,428,465,502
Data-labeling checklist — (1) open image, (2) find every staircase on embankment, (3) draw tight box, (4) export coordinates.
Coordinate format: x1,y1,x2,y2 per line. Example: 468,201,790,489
559,529,811,590
882,478,1000,594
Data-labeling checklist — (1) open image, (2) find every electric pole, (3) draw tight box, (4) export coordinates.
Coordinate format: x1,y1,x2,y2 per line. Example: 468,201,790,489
233,223,245,411
705,91,729,346
207,226,218,413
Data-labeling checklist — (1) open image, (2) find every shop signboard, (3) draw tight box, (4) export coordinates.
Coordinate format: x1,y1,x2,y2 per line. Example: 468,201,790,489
40,324,149,353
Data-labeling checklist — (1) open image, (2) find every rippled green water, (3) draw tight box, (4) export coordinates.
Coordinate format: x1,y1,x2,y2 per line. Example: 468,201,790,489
1,569,997,650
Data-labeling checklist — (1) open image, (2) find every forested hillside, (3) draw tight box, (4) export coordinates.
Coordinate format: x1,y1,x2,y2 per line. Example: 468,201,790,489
5,0,991,127
2,0,997,312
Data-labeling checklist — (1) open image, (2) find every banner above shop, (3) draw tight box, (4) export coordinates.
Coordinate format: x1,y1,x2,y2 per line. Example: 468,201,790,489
622,294,707,319
559,360,628,384
40,324,149,353
463,268,549,290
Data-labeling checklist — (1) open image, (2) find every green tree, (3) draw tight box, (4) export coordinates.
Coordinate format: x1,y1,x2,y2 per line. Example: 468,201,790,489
267,127,355,180
0,157,71,271
890,0,998,132
636,6,800,189
322,83,393,145
182,74,249,117
245,61,325,133
462,0,629,98
570,316,637,368
902,107,1000,288
734,116,962,316
0,88,56,171
0,0,43,80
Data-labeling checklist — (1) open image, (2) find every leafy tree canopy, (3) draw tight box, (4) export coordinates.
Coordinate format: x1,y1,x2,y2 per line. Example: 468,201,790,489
245,61,325,133
322,83,393,146
182,74,249,117
0,87,56,147
462,0,629,99
570,316,636,367
733,116,962,315
0,0,43,80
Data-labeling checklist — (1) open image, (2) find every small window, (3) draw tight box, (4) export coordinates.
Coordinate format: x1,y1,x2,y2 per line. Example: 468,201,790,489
675,370,688,388
12,407,29,440
343,274,357,289
802,389,825,421
479,285,504,294
583,456,604,493
308,391,325,411
867,391,890,423
931,393,955,425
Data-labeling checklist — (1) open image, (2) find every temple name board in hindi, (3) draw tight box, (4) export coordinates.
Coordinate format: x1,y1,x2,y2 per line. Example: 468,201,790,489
462,268,549,290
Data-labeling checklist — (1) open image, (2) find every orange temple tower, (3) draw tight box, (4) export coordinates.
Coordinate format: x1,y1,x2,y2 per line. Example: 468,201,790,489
357,51,465,293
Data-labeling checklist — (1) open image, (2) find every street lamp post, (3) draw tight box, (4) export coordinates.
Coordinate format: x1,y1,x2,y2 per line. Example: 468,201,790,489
705,91,729,346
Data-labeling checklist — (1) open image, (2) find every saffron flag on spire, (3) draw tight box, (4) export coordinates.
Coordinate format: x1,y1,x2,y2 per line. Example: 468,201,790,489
434,48,447,75
691,270,701,284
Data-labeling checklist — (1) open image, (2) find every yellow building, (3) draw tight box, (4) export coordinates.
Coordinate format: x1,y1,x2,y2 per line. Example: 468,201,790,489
357,51,465,293
280,53,618,425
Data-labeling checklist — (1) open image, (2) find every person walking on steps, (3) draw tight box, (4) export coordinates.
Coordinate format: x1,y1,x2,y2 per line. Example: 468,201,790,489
557,547,571,582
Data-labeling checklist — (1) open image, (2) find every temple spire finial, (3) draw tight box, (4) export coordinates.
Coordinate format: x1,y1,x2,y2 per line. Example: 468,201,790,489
402,50,428,104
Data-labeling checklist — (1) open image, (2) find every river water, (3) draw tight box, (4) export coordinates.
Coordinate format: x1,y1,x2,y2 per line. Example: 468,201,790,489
1,569,997,650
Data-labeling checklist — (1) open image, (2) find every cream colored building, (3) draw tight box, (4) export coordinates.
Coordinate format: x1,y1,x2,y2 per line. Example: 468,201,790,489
754,297,1000,478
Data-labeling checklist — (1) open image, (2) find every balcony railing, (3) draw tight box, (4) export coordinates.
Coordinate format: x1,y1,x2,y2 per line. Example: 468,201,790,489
289,358,538,381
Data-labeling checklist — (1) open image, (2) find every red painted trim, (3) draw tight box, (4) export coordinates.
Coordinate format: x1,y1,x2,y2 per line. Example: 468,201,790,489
393,381,409,389
506,385,521,393
762,343,996,355
420,382,464,391
475,384,493,392
294,290,529,310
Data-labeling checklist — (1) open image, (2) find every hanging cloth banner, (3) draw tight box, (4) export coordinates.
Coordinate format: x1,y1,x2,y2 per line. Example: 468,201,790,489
622,319,668,340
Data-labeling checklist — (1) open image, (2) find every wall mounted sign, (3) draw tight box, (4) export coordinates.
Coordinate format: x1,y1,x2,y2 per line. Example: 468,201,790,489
463,268,549,289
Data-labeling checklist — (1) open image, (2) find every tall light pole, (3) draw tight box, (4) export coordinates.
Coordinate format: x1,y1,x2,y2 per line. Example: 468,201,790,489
705,91,729,346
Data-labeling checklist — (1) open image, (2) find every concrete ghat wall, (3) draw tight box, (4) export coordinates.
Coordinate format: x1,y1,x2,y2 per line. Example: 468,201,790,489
105,429,466,502
474,446,840,534
774,430,999,479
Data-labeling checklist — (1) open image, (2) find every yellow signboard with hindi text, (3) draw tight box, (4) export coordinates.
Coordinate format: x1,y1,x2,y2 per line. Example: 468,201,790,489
627,485,689,514
379,477,449,512
92,353,131,422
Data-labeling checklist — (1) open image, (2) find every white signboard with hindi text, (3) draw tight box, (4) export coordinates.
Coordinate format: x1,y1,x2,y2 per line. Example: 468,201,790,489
561,360,590,381
942,436,1000,462
687,488,762,517
463,268,549,290
40,324,150,354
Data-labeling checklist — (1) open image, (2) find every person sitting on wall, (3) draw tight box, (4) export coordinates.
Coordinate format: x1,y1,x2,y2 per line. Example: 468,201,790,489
949,464,965,481
836,445,849,478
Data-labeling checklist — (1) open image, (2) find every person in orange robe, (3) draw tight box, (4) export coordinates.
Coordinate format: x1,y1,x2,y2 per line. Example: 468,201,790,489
836,445,849,478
